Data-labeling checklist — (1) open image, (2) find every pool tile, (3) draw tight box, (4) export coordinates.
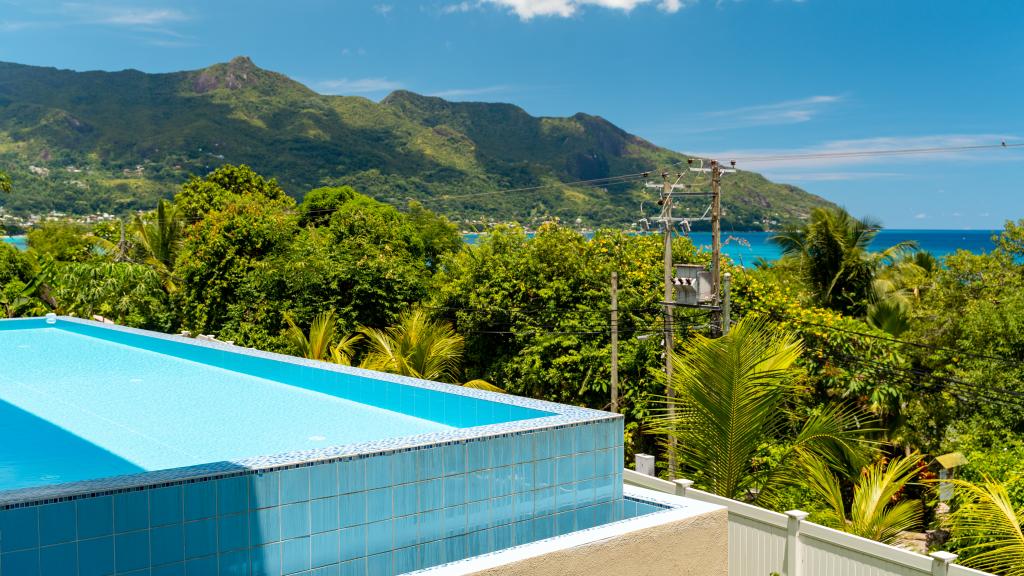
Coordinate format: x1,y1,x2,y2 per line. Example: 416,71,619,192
555,456,574,485
393,515,417,549
443,504,466,538
493,522,513,549
218,513,249,552
443,535,466,564
339,492,367,528
513,519,533,545
466,441,488,472
153,563,185,576
185,554,217,575
467,527,492,556
3,549,40,576
532,514,554,540
442,444,466,476
556,427,575,456
281,502,310,540
281,536,310,574
467,468,490,502
416,510,443,544
420,539,445,569
416,447,443,480
250,506,282,546
184,518,216,559
151,524,185,565
338,460,365,495
514,491,534,522
38,501,76,545
534,458,555,489
249,471,280,509
514,433,535,464
556,510,575,535
442,474,466,507
251,542,281,576
310,463,338,500
219,549,250,576
575,451,596,481
365,487,392,523
534,429,554,460
218,475,249,515
366,552,392,576
151,486,184,526
40,542,76,576
393,483,417,517
339,558,366,576
513,462,535,493
417,478,442,512
311,496,340,533
115,490,149,533
467,500,489,532
576,424,596,452
184,481,216,521
116,529,150,572
492,465,513,497
535,487,556,516
392,545,418,574
79,536,115,576
365,520,392,556
364,454,393,490
339,525,366,561
491,495,514,526
392,451,417,485
281,467,310,505
311,530,340,568
77,496,113,540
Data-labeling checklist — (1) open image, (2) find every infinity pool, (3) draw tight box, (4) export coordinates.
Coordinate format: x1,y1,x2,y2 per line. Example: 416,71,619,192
0,317,625,576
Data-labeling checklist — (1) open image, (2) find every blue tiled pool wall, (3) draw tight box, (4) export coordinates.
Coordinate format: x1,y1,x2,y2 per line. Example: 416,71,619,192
0,419,625,576
26,319,553,429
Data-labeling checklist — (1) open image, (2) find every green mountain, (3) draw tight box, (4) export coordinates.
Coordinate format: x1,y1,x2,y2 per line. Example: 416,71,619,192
0,56,833,229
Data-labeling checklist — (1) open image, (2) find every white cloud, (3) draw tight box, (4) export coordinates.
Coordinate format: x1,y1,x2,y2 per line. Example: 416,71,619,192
374,4,394,15
695,134,1021,174
689,95,841,132
430,85,512,98
316,77,404,95
467,0,690,19
914,213,928,220
766,171,903,182
62,3,188,26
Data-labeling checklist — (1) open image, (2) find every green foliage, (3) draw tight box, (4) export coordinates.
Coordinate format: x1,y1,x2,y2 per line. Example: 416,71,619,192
49,261,173,330
945,478,1024,576
359,308,467,383
651,317,875,501
0,169,10,193
26,222,95,262
804,453,924,544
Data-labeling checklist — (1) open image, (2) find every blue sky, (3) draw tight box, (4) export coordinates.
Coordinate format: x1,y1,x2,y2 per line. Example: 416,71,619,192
1,0,1022,228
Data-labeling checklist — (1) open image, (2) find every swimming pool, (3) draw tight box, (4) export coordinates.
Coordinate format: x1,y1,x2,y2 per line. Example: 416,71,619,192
0,316,627,575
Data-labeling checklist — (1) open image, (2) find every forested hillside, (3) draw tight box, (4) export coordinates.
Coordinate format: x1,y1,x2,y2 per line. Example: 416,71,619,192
0,57,832,229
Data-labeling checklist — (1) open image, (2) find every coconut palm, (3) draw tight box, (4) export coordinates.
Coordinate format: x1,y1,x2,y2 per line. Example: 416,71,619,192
284,310,362,363
773,207,915,315
944,478,1024,576
803,453,924,544
652,317,875,501
359,308,502,391
133,199,183,290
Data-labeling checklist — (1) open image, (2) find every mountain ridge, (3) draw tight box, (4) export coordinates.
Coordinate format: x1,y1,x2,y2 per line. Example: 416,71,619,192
0,57,834,229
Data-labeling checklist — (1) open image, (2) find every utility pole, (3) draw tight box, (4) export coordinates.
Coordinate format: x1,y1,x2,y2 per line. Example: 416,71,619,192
660,172,678,477
722,272,732,335
610,271,619,414
707,160,735,335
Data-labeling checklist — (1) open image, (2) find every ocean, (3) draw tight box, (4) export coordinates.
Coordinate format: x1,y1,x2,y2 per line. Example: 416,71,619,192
1,235,27,251
462,229,1000,266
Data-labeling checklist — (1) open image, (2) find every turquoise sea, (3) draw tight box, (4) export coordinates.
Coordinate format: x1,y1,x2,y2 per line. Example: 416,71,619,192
463,229,1000,266
2,235,27,251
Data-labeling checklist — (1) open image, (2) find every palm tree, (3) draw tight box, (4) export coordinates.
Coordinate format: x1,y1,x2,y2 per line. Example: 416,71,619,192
803,453,924,544
944,478,1024,576
284,310,362,363
359,308,502,391
652,317,874,501
773,207,915,315
133,199,183,291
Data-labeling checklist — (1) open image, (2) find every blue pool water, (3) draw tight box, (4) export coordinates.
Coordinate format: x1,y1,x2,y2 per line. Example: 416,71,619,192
0,327,458,490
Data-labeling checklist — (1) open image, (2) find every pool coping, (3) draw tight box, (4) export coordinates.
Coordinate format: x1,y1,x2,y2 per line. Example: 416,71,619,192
404,485,725,575
0,316,621,509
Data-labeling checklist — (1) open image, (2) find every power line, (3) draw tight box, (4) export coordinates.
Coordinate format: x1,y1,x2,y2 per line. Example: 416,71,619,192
723,141,1024,164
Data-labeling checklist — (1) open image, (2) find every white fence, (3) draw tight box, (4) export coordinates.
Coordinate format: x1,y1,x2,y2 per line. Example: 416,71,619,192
623,469,993,576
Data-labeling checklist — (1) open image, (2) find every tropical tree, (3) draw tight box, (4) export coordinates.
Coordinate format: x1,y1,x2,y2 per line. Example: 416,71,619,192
772,207,914,315
653,317,874,501
945,478,1024,576
359,308,502,391
283,310,362,365
803,453,924,544
133,199,184,290
0,170,10,193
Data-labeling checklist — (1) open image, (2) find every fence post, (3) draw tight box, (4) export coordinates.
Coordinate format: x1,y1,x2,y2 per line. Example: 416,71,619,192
673,479,694,497
930,552,957,576
635,453,656,476
784,510,808,576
